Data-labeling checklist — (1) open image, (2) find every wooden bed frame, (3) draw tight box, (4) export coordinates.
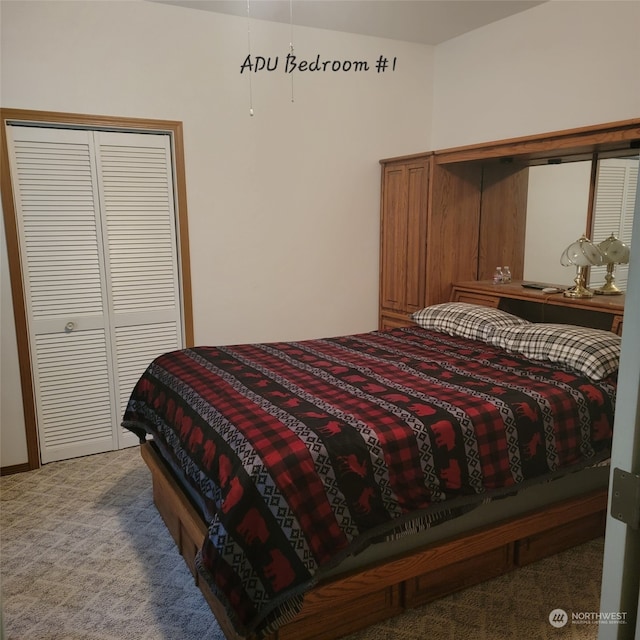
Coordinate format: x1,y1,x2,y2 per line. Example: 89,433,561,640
140,440,607,640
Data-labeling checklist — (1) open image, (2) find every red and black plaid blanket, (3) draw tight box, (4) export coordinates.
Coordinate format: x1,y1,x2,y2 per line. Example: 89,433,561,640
123,327,615,636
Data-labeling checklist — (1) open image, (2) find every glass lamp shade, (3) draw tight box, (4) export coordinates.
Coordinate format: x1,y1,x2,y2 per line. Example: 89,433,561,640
560,235,603,298
594,234,630,295
560,235,604,268
598,234,630,265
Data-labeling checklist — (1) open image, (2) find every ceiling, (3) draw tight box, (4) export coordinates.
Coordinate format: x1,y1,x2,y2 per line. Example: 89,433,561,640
151,0,545,45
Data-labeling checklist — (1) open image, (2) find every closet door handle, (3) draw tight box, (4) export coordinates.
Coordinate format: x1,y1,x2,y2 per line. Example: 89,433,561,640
65,321,76,332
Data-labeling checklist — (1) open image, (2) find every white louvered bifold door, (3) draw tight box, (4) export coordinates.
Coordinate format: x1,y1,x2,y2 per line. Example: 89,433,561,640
591,157,638,291
94,131,182,449
7,126,118,463
7,126,184,462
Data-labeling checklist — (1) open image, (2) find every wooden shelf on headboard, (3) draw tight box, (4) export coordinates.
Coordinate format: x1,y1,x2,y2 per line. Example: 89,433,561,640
451,280,625,335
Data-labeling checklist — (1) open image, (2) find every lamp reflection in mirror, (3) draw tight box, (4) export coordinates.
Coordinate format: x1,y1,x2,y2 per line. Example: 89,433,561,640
560,235,603,298
594,234,630,295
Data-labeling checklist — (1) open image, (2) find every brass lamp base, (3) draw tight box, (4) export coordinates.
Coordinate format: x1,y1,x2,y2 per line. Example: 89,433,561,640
564,285,593,298
594,264,623,295
564,266,593,298
594,283,623,295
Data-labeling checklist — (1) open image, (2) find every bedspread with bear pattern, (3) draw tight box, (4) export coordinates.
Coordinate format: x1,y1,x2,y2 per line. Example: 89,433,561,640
122,326,615,637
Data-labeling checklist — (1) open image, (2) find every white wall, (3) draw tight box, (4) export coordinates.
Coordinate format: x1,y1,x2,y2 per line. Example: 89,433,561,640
0,0,433,466
0,204,28,467
524,161,592,285
432,0,640,149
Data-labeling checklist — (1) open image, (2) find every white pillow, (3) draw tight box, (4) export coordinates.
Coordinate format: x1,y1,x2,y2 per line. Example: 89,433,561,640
411,302,529,343
490,323,621,380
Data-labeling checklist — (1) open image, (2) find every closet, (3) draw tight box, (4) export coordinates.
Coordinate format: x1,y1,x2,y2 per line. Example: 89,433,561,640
379,155,430,327
5,123,185,463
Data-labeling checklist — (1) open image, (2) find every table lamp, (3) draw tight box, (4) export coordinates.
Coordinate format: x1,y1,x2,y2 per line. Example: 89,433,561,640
593,234,630,295
560,235,603,298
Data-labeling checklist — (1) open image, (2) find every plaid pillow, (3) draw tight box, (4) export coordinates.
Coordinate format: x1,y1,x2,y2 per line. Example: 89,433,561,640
490,323,621,380
411,302,529,343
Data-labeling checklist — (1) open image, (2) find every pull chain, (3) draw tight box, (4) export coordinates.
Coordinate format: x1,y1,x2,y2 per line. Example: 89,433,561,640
247,0,254,116
289,0,295,103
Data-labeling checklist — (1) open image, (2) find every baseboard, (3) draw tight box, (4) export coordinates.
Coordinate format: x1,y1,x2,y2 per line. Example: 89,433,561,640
0,462,31,476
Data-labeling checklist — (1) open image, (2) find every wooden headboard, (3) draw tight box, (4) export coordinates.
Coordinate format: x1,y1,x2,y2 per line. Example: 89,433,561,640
451,280,625,335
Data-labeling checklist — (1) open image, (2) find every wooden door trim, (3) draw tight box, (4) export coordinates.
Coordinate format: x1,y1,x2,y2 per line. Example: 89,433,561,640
1,108,194,470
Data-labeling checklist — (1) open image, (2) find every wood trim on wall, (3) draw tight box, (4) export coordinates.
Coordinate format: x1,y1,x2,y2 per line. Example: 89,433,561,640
0,108,194,472
433,118,640,165
585,152,600,240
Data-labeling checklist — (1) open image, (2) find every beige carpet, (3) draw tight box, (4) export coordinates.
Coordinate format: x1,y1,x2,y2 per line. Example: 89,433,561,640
1,448,603,640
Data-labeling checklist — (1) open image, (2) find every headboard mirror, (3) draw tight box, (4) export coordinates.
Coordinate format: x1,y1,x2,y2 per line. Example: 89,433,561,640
524,150,639,290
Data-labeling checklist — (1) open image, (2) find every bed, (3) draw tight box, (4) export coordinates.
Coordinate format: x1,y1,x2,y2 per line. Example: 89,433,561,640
122,302,620,640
